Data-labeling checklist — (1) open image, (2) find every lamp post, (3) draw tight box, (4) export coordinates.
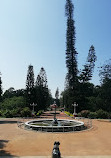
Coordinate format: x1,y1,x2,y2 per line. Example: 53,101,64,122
54,101,56,120
64,105,65,111
72,102,78,116
30,103,37,116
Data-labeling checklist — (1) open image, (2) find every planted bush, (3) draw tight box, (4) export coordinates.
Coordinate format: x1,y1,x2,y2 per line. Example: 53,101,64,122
77,112,82,117
108,112,111,119
3,110,13,118
96,109,109,119
0,110,2,116
37,110,43,116
21,107,31,117
64,111,70,116
88,112,97,119
80,110,90,118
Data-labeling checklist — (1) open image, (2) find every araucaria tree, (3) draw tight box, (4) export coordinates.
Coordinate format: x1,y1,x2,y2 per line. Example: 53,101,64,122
55,87,60,106
0,73,2,102
26,65,35,106
65,0,78,89
62,1,97,113
35,67,48,88
35,67,49,110
79,45,97,82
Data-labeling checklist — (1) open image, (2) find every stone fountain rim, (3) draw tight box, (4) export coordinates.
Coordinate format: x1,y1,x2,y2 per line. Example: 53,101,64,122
25,119,84,128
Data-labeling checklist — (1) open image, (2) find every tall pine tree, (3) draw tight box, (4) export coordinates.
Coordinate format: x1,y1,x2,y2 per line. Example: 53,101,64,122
99,59,111,83
55,87,60,106
0,73,2,102
35,67,49,110
79,45,97,82
26,65,35,106
35,67,48,88
65,0,78,90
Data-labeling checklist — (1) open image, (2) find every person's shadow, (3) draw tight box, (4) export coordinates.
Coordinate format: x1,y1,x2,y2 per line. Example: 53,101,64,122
0,140,18,157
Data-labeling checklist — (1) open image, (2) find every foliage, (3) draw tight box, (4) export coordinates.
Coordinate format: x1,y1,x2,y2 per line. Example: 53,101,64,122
96,109,109,119
79,46,97,83
87,96,101,112
79,110,90,118
21,107,31,117
62,82,95,113
35,67,51,111
108,113,111,119
62,72,111,115
3,88,25,99
1,109,20,118
55,87,59,99
36,110,43,116
2,110,13,118
88,112,97,119
98,79,111,111
26,65,35,106
0,110,2,116
99,59,111,83
63,1,98,114
0,96,26,117
64,111,73,117
55,87,60,106
77,112,81,117
64,111,70,116
0,75,2,102
35,67,48,88
0,96,26,110
65,0,78,89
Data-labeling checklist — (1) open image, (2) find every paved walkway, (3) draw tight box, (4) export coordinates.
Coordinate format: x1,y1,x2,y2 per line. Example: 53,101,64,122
1,156,111,158
0,112,111,156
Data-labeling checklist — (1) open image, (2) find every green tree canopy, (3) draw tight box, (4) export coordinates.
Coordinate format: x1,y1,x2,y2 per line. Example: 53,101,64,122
26,64,35,105
79,45,97,83
65,0,78,90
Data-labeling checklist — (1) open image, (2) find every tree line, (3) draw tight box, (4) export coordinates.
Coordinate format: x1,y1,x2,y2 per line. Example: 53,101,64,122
0,0,111,118
60,0,111,118
25,65,52,111
0,66,53,117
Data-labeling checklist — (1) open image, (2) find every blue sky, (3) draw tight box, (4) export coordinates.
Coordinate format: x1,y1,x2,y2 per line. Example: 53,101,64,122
0,0,111,97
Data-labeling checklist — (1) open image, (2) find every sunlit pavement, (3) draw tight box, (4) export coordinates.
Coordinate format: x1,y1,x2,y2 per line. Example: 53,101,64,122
1,115,111,156
1,156,111,158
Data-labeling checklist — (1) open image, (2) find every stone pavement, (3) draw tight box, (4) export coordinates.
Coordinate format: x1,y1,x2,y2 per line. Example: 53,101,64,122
1,156,111,158
1,115,111,156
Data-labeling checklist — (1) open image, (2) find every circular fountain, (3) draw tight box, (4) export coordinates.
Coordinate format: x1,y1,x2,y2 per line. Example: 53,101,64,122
24,102,85,132
25,118,85,132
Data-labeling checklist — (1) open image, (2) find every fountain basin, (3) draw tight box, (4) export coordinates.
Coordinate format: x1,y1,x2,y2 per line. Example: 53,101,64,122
25,119,85,132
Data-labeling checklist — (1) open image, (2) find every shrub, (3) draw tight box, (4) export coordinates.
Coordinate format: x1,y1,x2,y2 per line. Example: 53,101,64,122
108,112,111,119
96,109,109,119
88,112,97,119
10,109,20,117
0,96,26,111
21,107,31,117
64,111,74,117
70,113,74,117
80,110,90,118
64,111,70,116
37,110,43,116
3,110,13,118
0,110,2,116
77,112,81,117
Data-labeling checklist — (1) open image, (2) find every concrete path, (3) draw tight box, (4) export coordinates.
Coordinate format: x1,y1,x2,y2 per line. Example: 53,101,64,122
1,114,111,156
1,156,111,158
